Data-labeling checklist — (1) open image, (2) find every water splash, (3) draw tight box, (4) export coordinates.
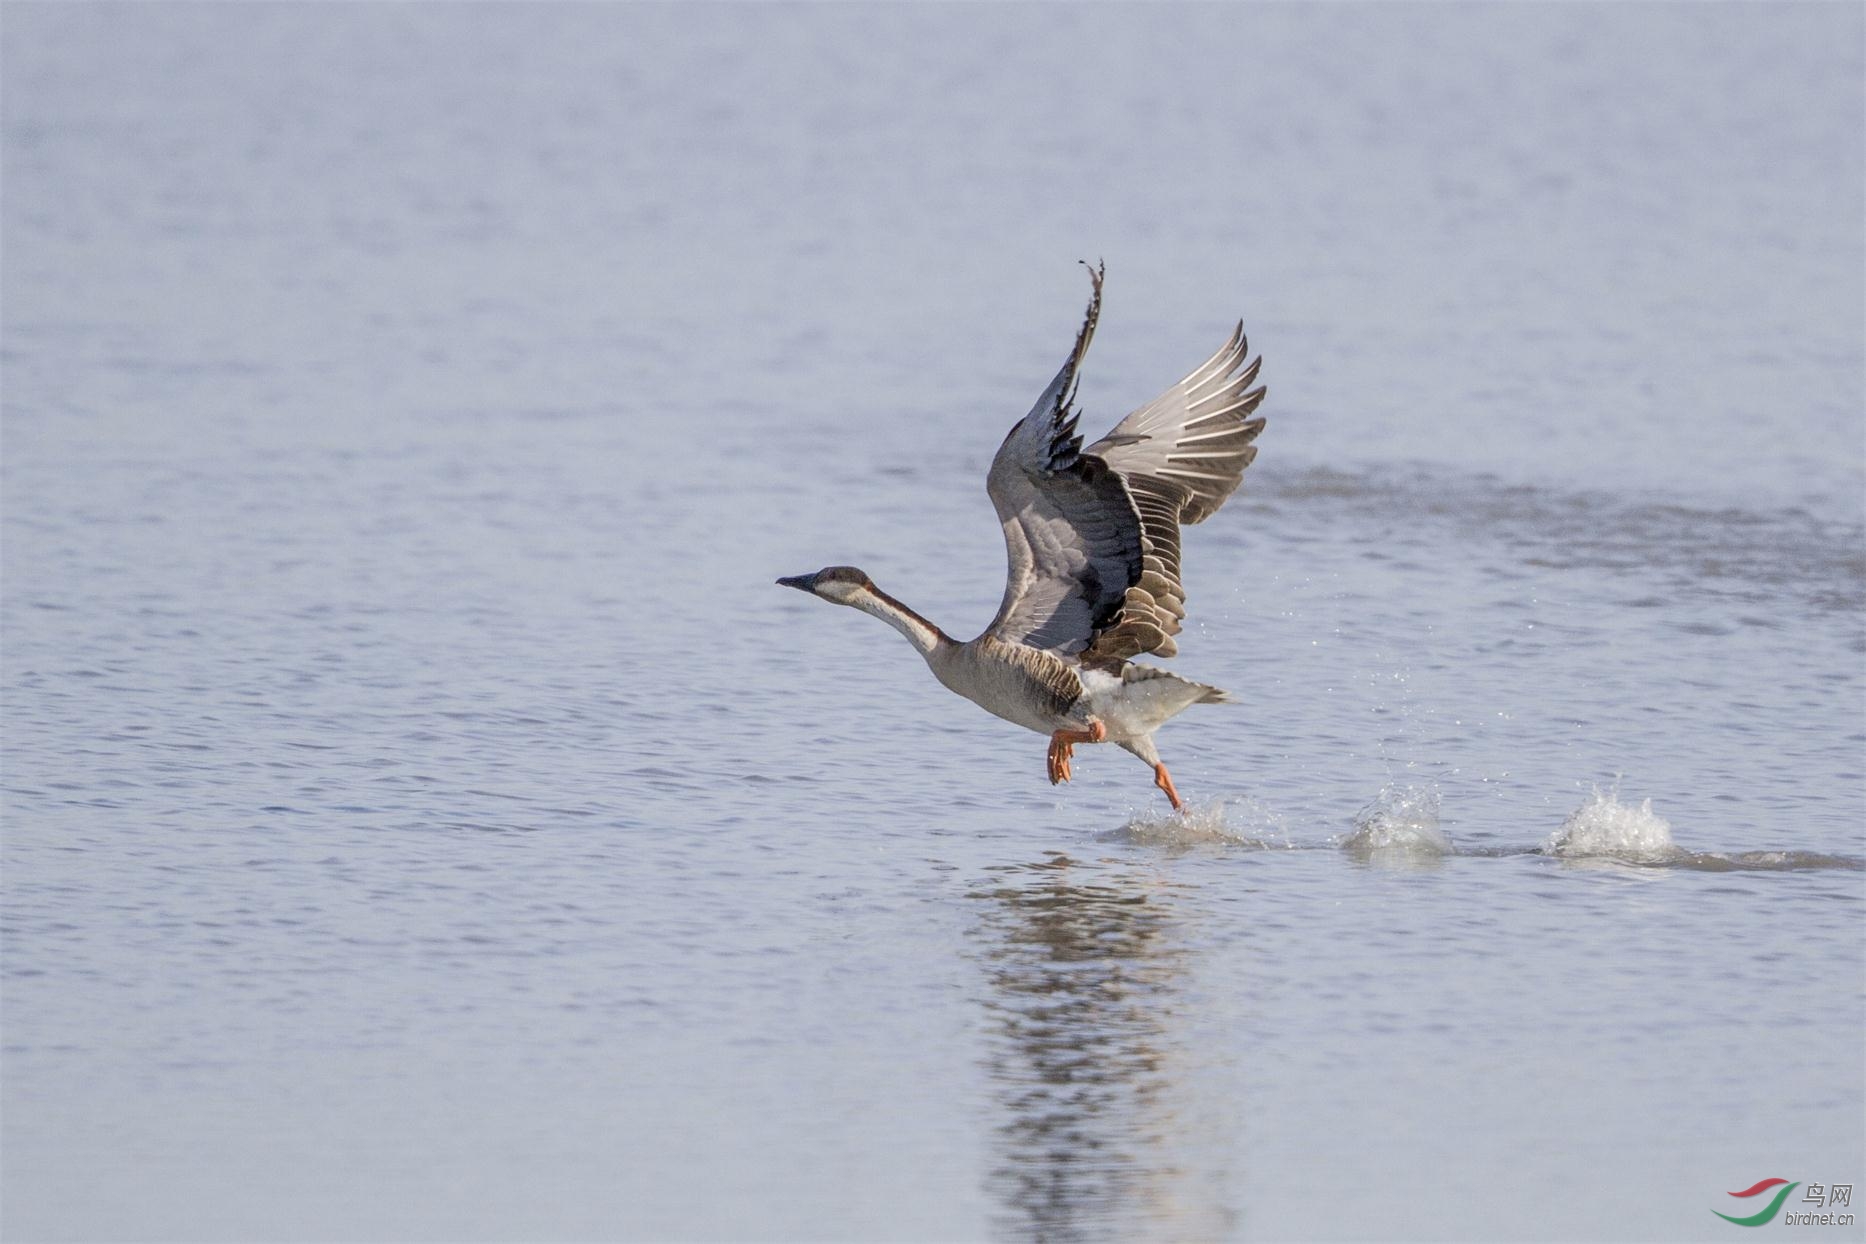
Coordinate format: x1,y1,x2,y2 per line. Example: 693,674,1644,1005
1105,796,1294,849
1339,782,1453,858
1545,786,1682,863
1099,782,1865,870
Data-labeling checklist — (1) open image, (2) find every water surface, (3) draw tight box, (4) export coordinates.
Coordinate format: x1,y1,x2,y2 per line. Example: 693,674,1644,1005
4,5,1862,1241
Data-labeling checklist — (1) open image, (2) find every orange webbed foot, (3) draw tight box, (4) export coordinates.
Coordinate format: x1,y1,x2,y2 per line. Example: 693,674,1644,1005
1046,721,1106,787
1153,762,1185,813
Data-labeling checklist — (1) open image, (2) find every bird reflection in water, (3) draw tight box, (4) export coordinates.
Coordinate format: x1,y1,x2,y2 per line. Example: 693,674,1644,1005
970,851,1235,1242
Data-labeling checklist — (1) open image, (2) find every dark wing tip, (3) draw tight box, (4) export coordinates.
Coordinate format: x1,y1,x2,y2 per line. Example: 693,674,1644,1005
1056,262,1105,415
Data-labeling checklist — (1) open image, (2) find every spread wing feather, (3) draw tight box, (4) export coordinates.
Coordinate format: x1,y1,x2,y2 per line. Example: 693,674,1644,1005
984,264,1266,663
1079,318,1265,663
985,263,1140,654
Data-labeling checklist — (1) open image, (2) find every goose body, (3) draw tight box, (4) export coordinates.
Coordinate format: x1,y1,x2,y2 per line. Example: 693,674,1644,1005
779,265,1267,811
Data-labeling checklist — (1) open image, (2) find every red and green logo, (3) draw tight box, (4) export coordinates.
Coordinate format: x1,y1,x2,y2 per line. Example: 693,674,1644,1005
1715,1178,1799,1227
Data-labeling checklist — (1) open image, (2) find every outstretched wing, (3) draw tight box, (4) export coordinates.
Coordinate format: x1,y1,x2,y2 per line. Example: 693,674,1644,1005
1075,321,1266,663
984,265,1267,663
984,262,1144,655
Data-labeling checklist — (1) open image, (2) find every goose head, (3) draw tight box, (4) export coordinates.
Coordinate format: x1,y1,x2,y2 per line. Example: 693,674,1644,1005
776,565,874,606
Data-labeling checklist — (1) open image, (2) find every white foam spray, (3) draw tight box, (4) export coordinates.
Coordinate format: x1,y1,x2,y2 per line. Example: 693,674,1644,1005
1545,786,1680,862
1339,782,1453,856
1110,795,1294,849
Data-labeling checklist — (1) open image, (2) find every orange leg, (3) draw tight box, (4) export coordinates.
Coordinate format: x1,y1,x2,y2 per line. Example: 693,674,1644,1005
1153,762,1185,812
1046,721,1107,785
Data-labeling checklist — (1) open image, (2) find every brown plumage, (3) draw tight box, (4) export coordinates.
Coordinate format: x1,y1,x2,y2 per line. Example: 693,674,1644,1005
987,262,1266,668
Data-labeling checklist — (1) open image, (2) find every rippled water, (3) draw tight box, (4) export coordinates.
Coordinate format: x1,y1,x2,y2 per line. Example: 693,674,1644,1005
4,6,1862,1242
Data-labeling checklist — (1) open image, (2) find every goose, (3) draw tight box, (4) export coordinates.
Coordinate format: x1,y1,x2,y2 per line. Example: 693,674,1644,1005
778,264,1266,812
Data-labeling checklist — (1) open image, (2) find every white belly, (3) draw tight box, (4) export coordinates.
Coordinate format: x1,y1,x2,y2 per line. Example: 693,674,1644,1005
1077,665,1219,741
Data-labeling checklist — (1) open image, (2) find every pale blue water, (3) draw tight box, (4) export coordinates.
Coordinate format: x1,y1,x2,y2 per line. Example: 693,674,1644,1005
3,5,1862,1242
